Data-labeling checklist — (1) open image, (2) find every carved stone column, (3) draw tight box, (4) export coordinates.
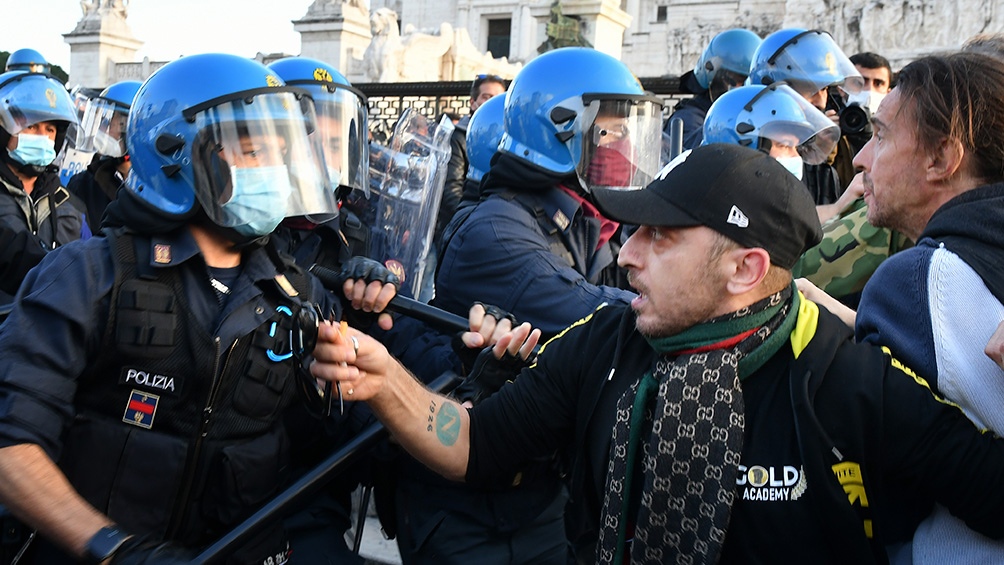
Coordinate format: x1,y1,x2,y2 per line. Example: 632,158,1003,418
62,0,143,88
294,0,372,80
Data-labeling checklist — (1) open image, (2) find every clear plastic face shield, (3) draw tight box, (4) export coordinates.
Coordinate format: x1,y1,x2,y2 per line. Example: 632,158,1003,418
575,94,664,191
76,97,130,157
310,84,369,197
741,83,840,165
187,90,338,236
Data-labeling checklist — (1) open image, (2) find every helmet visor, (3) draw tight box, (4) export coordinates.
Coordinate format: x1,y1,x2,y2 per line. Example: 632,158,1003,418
189,91,339,228
76,97,130,157
576,95,664,192
0,73,78,135
740,83,840,165
312,85,370,197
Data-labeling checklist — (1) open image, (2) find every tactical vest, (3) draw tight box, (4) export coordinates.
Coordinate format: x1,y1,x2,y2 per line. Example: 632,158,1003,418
57,230,311,562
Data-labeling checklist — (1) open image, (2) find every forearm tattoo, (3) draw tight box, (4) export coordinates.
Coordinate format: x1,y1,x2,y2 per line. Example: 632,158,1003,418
427,398,461,446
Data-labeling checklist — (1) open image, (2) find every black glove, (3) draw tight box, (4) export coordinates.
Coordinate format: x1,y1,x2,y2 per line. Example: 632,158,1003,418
337,256,401,289
336,256,402,330
110,535,192,565
453,346,532,405
473,301,517,326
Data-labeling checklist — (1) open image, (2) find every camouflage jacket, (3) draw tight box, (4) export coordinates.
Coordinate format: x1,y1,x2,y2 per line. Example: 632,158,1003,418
793,198,912,299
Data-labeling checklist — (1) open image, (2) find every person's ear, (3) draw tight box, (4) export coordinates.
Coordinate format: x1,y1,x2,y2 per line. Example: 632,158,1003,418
926,137,964,183
724,247,771,296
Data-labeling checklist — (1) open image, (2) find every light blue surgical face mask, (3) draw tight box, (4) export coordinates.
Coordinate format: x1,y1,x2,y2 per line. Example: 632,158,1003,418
774,155,804,181
9,133,57,166
222,165,293,237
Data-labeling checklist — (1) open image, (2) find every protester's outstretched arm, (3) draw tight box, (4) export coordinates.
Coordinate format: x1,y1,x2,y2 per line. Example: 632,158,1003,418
815,172,865,224
311,322,471,481
310,316,539,482
796,277,857,327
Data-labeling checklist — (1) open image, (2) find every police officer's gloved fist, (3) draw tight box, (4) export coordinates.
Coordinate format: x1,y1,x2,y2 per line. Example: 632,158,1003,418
110,535,192,565
336,256,401,330
453,345,531,405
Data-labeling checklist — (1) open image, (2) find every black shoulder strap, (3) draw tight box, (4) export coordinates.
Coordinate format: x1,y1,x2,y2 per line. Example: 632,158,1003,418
503,191,576,268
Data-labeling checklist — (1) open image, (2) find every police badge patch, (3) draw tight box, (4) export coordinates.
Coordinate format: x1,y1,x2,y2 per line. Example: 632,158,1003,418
123,390,160,429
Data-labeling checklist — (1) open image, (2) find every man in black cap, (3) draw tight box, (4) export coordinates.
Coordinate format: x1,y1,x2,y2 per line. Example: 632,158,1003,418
310,144,1004,564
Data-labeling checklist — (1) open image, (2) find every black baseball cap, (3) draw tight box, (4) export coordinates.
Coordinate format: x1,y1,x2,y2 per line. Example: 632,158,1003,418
592,143,822,269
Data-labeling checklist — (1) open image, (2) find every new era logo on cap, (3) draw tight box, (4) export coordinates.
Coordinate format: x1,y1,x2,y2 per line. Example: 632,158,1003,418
727,205,749,228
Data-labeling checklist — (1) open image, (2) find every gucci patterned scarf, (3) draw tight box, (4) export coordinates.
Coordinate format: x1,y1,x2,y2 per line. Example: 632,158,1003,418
597,284,797,564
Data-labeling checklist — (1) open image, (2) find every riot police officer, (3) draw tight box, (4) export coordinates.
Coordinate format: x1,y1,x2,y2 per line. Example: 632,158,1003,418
748,28,865,203
0,53,364,564
665,28,761,150
702,82,839,182
67,80,142,233
5,48,51,74
414,47,663,564
456,93,504,209
0,69,88,310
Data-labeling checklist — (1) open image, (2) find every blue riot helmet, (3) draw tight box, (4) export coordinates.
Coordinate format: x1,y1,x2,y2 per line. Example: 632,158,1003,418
6,48,50,74
76,80,141,158
126,53,337,238
747,29,864,98
703,83,839,166
0,70,78,174
500,47,664,192
466,94,505,183
268,56,369,199
693,29,762,91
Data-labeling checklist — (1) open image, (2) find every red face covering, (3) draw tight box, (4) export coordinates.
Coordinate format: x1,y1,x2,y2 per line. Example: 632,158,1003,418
586,138,636,188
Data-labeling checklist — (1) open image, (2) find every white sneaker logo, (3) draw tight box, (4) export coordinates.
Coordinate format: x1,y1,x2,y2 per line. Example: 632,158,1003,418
727,205,749,228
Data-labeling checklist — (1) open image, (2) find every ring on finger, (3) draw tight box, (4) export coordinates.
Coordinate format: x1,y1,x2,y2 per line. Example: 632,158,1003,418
350,335,359,356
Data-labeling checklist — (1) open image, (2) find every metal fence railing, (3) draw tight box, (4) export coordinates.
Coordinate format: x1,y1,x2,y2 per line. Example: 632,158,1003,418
356,76,691,141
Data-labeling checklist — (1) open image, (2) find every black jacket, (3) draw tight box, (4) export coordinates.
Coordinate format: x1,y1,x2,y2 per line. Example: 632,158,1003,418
66,155,125,233
436,118,469,246
0,165,89,304
467,298,1004,563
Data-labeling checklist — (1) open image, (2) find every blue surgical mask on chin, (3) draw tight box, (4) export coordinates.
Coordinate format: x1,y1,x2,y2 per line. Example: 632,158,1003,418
223,165,293,237
774,155,804,181
9,133,57,167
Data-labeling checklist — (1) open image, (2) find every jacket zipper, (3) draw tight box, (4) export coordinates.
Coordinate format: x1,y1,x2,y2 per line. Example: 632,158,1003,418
166,336,236,538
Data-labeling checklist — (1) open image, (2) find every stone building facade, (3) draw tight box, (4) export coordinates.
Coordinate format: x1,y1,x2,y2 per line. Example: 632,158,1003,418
65,0,1004,89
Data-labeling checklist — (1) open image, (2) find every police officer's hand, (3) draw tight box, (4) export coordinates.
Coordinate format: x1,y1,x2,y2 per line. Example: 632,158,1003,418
311,321,394,402
109,535,192,565
985,320,1004,371
338,256,399,331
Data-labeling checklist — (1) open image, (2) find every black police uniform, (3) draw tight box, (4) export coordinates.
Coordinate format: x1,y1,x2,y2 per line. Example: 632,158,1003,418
0,197,336,563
